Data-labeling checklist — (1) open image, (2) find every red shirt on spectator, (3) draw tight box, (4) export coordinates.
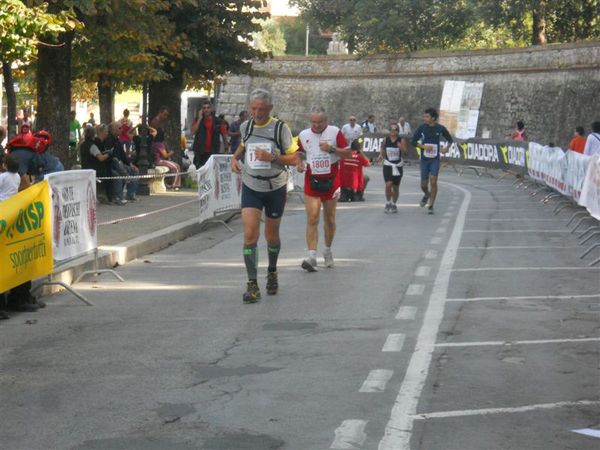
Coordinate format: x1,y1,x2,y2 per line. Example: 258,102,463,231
569,135,586,154
340,151,370,191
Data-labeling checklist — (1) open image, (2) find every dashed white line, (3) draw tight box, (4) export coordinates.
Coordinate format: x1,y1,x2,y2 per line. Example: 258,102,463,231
396,306,418,320
382,334,406,352
378,184,471,450
359,370,394,393
459,245,580,250
441,218,450,224
443,212,452,217
435,337,600,347
331,420,368,449
406,284,425,295
435,227,447,234
446,294,600,302
430,236,443,244
412,400,600,420
463,229,569,233
415,266,431,277
424,249,438,259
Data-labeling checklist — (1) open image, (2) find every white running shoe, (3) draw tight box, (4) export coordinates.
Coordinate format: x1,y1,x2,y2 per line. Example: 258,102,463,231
323,249,334,268
301,257,318,272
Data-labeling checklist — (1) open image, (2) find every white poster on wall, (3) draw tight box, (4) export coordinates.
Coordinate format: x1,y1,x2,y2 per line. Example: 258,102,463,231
440,80,484,139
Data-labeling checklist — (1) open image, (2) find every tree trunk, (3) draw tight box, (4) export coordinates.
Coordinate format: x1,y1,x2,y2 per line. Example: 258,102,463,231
149,67,183,163
2,60,17,138
36,32,73,163
98,73,114,125
532,0,547,45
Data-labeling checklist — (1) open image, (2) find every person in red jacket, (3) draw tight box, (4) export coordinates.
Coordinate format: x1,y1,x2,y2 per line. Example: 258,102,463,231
339,139,370,202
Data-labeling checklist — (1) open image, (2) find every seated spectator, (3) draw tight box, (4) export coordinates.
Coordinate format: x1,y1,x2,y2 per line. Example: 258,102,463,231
583,121,600,156
339,139,370,202
27,130,64,181
6,124,36,175
110,122,139,201
97,124,128,205
568,126,586,154
152,133,181,190
80,125,112,203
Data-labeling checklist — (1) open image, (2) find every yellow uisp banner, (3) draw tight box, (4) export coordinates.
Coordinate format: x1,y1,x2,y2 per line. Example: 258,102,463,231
0,180,53,292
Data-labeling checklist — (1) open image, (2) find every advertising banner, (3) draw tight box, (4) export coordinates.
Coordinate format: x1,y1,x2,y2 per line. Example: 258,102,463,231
197,155,243,223
578,154,600,220
0,180,53,292
565,151,591,202
46,170,97,262
361,133,529,174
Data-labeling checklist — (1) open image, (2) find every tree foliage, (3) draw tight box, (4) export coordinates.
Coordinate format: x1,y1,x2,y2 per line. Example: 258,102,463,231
291,0,600,52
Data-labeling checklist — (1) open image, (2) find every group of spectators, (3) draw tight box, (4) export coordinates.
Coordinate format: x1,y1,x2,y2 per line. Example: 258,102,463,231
568,122,600,156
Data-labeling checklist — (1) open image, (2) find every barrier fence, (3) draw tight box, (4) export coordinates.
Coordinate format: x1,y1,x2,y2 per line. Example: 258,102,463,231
2,143,599,298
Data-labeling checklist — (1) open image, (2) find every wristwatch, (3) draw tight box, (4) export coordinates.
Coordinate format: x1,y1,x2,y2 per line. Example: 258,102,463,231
329,145,336,154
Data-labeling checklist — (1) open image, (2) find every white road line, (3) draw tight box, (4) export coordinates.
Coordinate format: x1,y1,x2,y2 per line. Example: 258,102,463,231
396,306,418,320
441,218,450,224
466,218,559,221
443,212,452,217
435,227,447,234
447,294,600,302
424,249,438,259
430,236,443,244
467,208,545,212
382,334,406,352
359,370,394,393
406,284,425,295
378,184,471,450
435,337,600,348
415,266,431,277
572,428,600,439
463,229,569,233
331,420,368,449
412,400,600,420
452,266,598,272
459,245,580,250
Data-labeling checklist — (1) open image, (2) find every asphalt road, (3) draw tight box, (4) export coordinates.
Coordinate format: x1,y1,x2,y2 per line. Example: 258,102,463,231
1,165,598,450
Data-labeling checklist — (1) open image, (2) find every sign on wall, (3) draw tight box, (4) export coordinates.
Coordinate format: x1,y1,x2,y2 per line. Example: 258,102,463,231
439,80,484,139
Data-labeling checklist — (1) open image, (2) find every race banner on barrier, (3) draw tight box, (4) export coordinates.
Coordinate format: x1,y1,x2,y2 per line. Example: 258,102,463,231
360,133,529,174
197,155,243,223
0,180,53,292
578,154,600,220
46,170,97,262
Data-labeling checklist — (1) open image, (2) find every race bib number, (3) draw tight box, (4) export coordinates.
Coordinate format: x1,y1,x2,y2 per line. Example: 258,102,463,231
423,144,438,158
246,143,272,170
386,147,400,161
310,152,331,175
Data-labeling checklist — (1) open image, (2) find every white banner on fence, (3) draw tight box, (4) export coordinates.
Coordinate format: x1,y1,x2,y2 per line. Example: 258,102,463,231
46,170,97,261
196,155,243,223
578,154,600,220
565,151,591,202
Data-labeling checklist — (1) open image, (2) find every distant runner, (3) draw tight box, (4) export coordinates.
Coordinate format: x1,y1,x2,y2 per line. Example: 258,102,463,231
411,108,453,215
378,124,406,213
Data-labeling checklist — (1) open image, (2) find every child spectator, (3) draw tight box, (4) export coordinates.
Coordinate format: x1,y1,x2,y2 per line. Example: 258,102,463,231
568,126,586,154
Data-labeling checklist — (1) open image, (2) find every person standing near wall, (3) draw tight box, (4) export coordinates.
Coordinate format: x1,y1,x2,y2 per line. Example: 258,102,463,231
568,126,587,153
297,106,351,272
510,121,527,141
228,110,248,154
411,108,452,215
583,121,600,156
191,101,228,167
341,116,363,145
230,88,298,304
398,116,412,137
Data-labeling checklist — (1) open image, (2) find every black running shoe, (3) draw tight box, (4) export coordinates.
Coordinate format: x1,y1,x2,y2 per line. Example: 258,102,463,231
428,205,434,215
243,280,261,303
266,271,278,295
301,257,318,272
420,195,429,207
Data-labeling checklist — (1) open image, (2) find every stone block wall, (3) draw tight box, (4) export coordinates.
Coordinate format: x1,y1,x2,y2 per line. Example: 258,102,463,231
218,42,600,147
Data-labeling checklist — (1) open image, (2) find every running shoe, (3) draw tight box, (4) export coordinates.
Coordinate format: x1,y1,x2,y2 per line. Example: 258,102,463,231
323,249,334,268
391,204,398,213
420,195,429,207
428,205,434,215
243,280,261,303
384,204,391,213
301,257,318,272
266,271,278,295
